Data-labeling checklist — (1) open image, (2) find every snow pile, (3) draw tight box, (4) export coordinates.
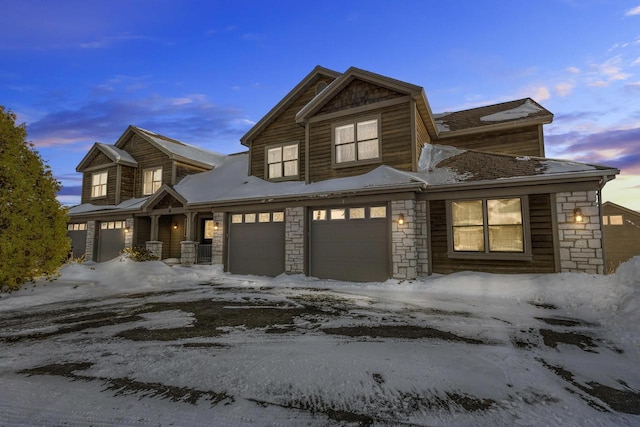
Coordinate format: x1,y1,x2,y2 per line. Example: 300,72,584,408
480,99,542,122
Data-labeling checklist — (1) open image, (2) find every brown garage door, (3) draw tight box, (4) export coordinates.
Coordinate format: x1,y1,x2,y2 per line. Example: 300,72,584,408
97,221,126,262
310,205,390,282
228,211,285,276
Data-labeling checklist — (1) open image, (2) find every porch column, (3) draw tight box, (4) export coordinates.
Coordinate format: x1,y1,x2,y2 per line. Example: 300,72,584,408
146,241,163,260
150,215,159,241
391,199,417,280
180,241,198,265
285,207,305,274
185,212,197,242
211,211,225,265
124,217,134,249
85,220,96,262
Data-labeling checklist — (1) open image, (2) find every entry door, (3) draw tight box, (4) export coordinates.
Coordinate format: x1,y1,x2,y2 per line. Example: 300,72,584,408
228,212,285,276
310,206,390,282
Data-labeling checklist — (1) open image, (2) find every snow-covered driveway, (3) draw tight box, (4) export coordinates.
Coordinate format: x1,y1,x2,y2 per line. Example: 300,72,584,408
0,260,639,426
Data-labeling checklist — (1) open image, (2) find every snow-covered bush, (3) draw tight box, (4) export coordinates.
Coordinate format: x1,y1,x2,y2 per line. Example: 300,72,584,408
119,247,159,262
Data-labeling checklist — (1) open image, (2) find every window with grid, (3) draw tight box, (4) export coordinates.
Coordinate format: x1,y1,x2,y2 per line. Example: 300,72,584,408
267,143,298,179
334,118,380,165
451,198,524,253
143,167,162,195
91,171,108,198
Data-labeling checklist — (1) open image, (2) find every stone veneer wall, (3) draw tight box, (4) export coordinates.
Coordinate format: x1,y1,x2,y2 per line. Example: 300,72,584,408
415,200,429,276
124,217,134,249
285,207,305,274
146,241,163,260
180,241,198,265
85,220,96,262
391,200,417,279
556,191,604,274
212,212,224,265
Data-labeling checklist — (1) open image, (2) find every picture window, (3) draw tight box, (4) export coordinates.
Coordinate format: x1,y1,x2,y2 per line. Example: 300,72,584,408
267,143,299,180
334,117,380,165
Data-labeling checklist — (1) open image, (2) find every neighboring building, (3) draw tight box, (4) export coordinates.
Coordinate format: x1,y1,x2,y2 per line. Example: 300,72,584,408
602,201,640,274
67,66,619,280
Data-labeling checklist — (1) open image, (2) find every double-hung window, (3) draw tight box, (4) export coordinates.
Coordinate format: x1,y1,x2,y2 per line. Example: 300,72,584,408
91,171,108,198
266,142,298,180
333,116,380,165
449,197,529,258
143,167,162,195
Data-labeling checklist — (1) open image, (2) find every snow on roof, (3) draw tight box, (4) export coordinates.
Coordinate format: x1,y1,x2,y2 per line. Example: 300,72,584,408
135,127,226,168
96,143,137,166
175,154,426,205
480,99,543,122
68,197,149,215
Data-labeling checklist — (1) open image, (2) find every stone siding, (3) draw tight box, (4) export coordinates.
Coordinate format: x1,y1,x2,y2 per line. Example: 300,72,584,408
146,241,163,260
285,207,305,274
124,217,134,249
415,200,429,276
180,241,198,265
85,220,96,262
212,212,224,265
556,191,604,274
391,200,417,279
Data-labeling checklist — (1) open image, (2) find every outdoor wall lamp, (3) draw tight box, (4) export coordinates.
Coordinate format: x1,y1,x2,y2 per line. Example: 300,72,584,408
125,226,131,233
214,222,219,231
398,213,405,225
173,223,178,230
574,208,584,223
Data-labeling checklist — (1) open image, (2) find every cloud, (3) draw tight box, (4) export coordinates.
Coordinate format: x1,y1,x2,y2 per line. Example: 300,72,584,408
27,93,254,153
57,185,82,196
588,55,631,86
532,86,551,101
547,127,640,174
625,5,640,16
79,34,158,49
632,57,640,66
554,82,575,97
566,66,581,74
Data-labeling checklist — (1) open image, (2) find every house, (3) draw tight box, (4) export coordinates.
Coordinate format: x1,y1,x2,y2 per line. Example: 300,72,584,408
67,66,619,280
602,201,640,273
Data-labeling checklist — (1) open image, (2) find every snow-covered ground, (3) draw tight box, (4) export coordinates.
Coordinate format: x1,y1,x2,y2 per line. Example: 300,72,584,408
0,257,639,426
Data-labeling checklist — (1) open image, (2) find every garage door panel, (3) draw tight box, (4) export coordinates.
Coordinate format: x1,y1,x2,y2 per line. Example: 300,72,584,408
97,221,126,262
228,217,285,277
310,208,389,282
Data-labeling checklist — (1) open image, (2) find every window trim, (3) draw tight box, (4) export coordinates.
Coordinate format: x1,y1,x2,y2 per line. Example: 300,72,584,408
331,114,382,169
446,196,532,261
264,141,300,181
91,171,108,199
142,167,163,196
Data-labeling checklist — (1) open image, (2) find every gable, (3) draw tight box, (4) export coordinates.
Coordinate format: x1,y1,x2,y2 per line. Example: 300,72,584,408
85,150,113,169
151,193,184,210
317,79,405,115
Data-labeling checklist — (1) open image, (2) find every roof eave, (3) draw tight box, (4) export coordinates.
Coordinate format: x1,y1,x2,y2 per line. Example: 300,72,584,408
437,115,553,139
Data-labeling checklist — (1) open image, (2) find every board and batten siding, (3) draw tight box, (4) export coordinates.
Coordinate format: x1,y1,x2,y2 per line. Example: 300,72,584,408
429,194,556,274
249,77,333,179
439,125,543,157
603,204,640,273
308,101,413,182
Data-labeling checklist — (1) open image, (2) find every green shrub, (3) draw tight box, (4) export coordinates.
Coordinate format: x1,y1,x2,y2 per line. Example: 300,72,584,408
120,247,159,262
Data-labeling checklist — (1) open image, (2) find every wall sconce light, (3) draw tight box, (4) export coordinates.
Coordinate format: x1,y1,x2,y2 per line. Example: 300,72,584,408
574,208,583,223
173,223,178,230
214,222,219,231
125,226,131,233
398,213,405,225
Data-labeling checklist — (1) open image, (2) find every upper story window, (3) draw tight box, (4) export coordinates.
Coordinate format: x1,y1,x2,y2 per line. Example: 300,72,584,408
266,142,299,180
333,116,381,166
91,171,108,198
143,167,162,195
603,215,623,225
448,197,530,259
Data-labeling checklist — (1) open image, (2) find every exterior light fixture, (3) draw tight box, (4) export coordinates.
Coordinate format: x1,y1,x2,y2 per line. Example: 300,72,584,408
214,222,219,231
173,223,178,230
125,226,131,233
398,213,405,225
574,208,583,223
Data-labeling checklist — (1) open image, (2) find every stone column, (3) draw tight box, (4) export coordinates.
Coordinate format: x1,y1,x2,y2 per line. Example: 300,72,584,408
556,191,604,274
180,241,198,265
146,241,163,260
85,220,96,262
211,212,225,265
415,200,429,276
285,207,305,274
391,200,417,280
124,217,134,249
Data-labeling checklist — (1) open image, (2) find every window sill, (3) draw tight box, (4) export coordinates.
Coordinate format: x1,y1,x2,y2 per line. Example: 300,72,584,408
91,196,107,201
332,158,381,170
447,252,533,262
266,175,301,182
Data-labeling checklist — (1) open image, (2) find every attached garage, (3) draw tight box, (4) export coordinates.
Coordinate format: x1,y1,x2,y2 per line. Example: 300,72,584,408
67,223,87,259
310,205,390,282
227,211,285,276
96,220,126,262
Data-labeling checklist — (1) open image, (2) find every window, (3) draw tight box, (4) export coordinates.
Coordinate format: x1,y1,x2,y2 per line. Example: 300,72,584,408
330,208,346,220
259,213,271,223
100,221,125,230
204,220,214,239
143,167,162,195
449,197,528,257
313,209,327,221
333,117,380,165
266,142,299,180
67,223,86,231
245,213,256,223
272,212,284,222
609,215,624,225
349,207,365,219
370,206,387,218
231,214,243,224
91,171,107,198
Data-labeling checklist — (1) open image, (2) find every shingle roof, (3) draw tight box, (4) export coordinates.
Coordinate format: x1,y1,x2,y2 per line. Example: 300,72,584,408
96,143,138,167
434,98,553,134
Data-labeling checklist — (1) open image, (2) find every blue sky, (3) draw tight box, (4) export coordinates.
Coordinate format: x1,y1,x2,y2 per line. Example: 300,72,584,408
1,1,639,209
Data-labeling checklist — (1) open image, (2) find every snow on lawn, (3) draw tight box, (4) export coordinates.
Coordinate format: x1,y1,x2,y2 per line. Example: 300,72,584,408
0,258,639,426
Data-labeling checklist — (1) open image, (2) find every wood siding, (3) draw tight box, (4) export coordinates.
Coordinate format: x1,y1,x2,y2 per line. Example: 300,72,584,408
81,165,118,205
85,150,112,168
250,76,333,179
133,217,152,247
439,125,543,157
120,134,174,198
603,205,640,273
415,106,430,170
317,79,404,115
308,101,412,182
429,194,555,274
120,166,135,201
158,215,185,259
176,162,208,184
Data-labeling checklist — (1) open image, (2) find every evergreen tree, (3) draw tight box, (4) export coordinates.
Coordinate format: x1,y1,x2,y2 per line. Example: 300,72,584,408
0,106,70,290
